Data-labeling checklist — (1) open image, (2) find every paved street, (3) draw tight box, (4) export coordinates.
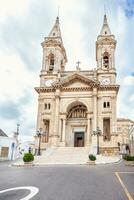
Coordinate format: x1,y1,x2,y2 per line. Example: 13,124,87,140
0,162,134,200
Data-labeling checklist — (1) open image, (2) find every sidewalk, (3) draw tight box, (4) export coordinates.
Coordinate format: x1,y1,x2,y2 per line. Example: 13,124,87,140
12,155,122,167
95,155,122,165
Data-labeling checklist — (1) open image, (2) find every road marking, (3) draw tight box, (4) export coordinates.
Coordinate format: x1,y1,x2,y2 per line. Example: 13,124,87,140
117,172,134,174
115,172,133,200
0,186,39,200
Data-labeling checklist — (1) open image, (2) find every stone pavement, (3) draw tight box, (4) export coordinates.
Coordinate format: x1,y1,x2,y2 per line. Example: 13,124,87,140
12,147,122,166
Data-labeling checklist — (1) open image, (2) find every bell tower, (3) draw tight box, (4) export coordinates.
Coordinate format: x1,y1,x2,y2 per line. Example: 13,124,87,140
41,17,67,74
96,14,116,71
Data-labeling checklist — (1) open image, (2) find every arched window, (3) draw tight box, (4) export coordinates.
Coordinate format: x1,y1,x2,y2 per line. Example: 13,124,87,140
107,102,110,107
48,103,51,109
48,53,54,71
67,105,87,118
103,102,106,108
103,52,109,69
44,104,47,110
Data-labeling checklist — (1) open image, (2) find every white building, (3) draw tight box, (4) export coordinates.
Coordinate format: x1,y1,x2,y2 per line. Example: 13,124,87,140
0,129,18,161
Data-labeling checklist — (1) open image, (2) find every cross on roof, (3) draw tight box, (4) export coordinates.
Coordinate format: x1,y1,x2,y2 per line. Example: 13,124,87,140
76,61,81,71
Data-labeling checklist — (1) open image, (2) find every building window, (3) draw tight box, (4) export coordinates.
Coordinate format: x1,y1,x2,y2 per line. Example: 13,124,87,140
103,118,110,141
45,104,47,110
103,102,106,108
48,53,54,72
103,52,109,69
44,103,51,110
50,54,54,66
67,105,87,118
103,101,110,108
48,103,51,109
107,102,110,107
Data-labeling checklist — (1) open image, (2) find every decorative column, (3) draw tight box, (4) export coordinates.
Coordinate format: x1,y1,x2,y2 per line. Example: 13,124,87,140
86,113,90,146
59,118,62,141
62,116,66,145
111,96,117,135
93,87,97,131
53,90,60,144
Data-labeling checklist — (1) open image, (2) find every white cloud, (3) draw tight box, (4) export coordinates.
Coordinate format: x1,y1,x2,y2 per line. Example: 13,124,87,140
0,53,38,102
123,76,134,85
129,94,134,102
0,52,38,136
0,0,30,23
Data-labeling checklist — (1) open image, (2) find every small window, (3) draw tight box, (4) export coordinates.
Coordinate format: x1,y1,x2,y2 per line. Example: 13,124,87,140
107,102,110,107
48,103,51,109
103,102,106,108
53,33,55,36
45,104,47,110
105,31,107,35
50,56,54,65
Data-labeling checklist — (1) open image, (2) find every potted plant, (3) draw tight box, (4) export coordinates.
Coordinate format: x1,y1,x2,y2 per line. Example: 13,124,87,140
23,153,34,166
87,154,96,165
123,155,134,166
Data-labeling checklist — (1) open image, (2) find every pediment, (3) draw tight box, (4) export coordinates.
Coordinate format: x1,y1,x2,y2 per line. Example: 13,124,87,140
53,72,99,88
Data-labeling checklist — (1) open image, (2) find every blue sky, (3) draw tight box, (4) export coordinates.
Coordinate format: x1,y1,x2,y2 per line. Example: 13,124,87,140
0,0,134,140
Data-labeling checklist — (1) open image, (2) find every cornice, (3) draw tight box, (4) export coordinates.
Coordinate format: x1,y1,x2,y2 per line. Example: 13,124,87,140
35,87,55,93
35,84,120,93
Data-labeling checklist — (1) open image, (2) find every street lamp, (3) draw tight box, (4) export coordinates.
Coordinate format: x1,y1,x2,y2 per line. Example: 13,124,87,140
93,127,101,155
16,123,20,135
36,128,42,156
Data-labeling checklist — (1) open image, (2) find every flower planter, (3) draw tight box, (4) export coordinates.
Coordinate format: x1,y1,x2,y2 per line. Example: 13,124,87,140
87,160,96,165
23,161,34,167
125,161,134,166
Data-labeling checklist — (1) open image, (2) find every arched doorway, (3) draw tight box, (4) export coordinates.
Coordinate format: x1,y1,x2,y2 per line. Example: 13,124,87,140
66,102,87,147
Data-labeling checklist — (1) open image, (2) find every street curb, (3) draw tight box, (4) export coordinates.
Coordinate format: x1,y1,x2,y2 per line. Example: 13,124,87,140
11,158,122,167
96,158,123,165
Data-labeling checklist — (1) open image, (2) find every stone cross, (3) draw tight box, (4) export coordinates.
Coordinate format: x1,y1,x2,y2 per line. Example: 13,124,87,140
76,61,81,71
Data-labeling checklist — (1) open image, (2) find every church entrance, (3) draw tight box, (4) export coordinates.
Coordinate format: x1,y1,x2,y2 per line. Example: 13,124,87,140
66,101,87,147
74,132,84,147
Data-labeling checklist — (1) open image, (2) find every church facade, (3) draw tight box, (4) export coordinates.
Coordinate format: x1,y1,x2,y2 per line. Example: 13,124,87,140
35,15,120,154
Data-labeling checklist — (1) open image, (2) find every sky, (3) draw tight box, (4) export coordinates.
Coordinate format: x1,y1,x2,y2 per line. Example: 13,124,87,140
0,0,134,141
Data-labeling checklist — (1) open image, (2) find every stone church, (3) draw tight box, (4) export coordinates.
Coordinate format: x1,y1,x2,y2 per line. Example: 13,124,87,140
35,14,120,154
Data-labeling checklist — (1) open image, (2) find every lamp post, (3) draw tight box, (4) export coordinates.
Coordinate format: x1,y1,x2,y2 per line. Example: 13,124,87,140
93,127,101,155
16,123,20,135
37,128,42,156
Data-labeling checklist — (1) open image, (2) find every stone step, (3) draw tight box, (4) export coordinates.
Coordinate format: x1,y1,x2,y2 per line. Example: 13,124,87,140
35,147,90,164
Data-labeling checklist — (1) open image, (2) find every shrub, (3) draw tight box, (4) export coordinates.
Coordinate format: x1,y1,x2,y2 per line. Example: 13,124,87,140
88,154,96,161
23,153,34,162
123,155,134,161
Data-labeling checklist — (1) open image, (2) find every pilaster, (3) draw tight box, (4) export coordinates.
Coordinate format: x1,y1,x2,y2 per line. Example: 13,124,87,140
93,87,97,131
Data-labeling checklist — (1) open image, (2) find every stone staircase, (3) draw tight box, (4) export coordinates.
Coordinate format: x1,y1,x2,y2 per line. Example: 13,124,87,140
34,147,90,165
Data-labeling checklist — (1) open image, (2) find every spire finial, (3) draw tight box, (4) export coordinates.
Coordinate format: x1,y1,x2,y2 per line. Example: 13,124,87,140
58,6,60,18
104,4,106,15
56,6,60,22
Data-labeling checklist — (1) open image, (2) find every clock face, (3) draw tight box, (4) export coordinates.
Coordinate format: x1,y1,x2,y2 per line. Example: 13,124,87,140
101,78,110,85
45,79,54,87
